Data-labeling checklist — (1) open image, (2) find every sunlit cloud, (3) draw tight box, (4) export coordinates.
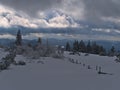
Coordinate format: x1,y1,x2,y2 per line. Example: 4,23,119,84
0,4,80,28
0,34,15,39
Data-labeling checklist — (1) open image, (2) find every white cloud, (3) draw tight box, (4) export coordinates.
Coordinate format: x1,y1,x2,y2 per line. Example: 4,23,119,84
102,16,120,24
48,15,78,28
59,0,85,20
0,16,10,27
0,4,80,28
92,28,111,33
22,32,120,41
0,34,15,39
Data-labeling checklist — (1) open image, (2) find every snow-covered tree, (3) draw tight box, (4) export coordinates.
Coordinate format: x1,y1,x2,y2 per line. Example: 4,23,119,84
15,30,22,46
66,42,71,51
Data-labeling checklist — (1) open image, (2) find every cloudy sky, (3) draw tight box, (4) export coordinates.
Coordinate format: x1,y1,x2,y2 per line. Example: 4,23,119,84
0,0,120,41
1,0,120,27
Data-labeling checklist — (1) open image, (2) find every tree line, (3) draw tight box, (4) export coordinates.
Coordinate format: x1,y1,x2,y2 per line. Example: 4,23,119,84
66,40,116,56
15,30,116,57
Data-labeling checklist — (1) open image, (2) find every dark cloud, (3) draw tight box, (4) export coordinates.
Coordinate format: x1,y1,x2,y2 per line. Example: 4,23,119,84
1,0,120,24
81,0,120,22
0,0,62,17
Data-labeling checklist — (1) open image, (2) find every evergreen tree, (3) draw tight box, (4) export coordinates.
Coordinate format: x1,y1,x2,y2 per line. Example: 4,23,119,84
111,46,115,53
38,37,42,44
96,45,100,54
99,46,106,56
86,40,92,53
76,40,79,51
27,43,32,47
91,42,99,54
79,40,86,52
110,46,115,56
66,42,71,51
73,40,79,52
15,30,22,46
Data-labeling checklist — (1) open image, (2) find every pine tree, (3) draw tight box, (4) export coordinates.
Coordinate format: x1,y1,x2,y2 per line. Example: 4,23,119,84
79,40,86,53
111,46,115,53
86,40,92,53
73,41,76,52
27,43,32,47
66,42,71,51
65,42,68,51
73,40,79,52
15,30,22,46
110,46,115,56
91,42,99,54
38,37,42,45
99,45,106,56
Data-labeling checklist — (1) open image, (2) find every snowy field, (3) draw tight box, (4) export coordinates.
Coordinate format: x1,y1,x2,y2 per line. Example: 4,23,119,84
0,49,120,90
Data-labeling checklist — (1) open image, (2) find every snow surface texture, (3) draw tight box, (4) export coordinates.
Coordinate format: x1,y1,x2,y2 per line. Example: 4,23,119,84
0,50,119,90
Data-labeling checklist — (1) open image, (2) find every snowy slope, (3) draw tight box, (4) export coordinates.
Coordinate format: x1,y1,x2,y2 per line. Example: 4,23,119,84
0,51,119,90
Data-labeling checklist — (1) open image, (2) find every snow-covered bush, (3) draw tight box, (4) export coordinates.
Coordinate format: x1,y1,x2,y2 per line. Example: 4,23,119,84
17,61,26,65
115,58,120,63
37,60,44,64
52,45,65,58
0,49,16,70
15,43,57,59
16,46,25,55
0,62,8,70
15,42,65,59
52,53,63,58
85,53,89,56
69,52,75,55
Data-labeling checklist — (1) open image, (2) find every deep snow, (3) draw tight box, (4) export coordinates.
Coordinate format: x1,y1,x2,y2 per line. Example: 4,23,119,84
0,49,119,90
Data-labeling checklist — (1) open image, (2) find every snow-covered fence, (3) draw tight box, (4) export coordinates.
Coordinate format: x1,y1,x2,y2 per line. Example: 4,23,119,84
67,57,113,75
87,65,91,69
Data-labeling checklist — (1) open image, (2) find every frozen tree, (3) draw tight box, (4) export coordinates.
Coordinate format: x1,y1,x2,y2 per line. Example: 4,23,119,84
37,37,42,45
86,40,92,53
66,42,71,51
15,30,22,46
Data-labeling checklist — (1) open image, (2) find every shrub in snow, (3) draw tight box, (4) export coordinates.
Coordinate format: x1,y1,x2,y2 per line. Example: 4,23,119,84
69,59,75,63
14,40,65,59
52,45,65,59
85,53,89,56
16,46,25,55
52,53,64,59
17,44,57,59
0,50,16,70
76,52,80,56
99,52,106,56
0,63,7,70
115,58,120,63
17,61,26,65
0,58,10,70
37,61,44,64
115,54,120,63
69,52,75,55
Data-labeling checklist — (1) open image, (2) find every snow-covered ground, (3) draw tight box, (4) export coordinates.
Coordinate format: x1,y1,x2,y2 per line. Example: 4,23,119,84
0,50,120,90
